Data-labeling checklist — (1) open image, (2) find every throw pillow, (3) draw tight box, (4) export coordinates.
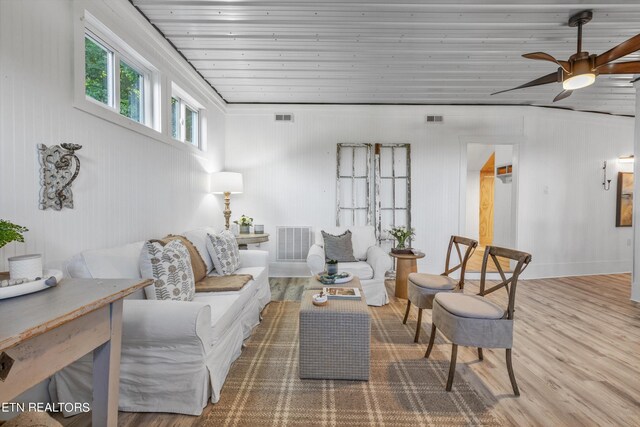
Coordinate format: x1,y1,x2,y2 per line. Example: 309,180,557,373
139,240,196,301
206,230,241,275
321,230,357,262
158,234,207,282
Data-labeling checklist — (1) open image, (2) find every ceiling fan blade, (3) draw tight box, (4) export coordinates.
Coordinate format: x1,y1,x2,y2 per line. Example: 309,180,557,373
553,90,573,102
523,52,570,72
597,61,640,74
595,33,640,67
491,71,559,96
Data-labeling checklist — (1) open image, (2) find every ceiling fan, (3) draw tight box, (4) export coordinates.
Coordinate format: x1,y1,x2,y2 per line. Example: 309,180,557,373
492,10,640,102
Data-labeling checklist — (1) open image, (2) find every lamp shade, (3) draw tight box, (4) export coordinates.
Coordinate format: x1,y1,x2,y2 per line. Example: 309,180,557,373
211,172,243,194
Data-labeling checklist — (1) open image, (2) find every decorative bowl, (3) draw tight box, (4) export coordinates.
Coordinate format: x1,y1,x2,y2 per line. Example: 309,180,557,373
316,272,354,284
312,293,328,306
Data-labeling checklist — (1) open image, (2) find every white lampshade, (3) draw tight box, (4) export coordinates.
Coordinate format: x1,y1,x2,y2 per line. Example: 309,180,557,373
211,172,243,194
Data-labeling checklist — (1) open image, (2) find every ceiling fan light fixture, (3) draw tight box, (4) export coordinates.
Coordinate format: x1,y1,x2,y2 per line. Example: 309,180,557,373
562,73,596,90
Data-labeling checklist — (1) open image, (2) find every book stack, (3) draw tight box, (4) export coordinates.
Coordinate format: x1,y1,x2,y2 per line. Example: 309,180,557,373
322,287,362,300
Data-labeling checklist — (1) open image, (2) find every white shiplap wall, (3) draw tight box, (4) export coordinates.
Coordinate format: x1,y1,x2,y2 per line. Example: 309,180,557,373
225,104,635,279
0,0,226,271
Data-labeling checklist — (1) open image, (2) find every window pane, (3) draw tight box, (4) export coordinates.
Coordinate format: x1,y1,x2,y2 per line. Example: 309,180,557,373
85,36,110,104
185,106,198,146
120,61,143,123
171,97,180,140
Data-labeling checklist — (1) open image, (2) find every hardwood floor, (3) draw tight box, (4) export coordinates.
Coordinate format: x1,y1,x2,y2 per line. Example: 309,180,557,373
55,274,639,426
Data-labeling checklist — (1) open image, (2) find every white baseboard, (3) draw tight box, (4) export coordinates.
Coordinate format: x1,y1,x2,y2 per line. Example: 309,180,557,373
269,262,311,277
465,260,631,281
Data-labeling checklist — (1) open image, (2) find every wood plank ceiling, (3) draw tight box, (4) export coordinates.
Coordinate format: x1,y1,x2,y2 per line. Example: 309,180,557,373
131,0,640,115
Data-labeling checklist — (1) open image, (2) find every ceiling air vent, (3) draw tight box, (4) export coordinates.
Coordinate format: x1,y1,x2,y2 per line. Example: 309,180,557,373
275,113,294,122
425,115,444,124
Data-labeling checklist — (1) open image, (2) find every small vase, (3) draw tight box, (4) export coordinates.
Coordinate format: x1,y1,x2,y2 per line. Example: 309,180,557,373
239,225,251,234
327,262,339,275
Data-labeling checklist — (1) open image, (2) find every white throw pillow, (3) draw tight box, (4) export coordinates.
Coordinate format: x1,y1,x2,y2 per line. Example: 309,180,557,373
139,240,196,301
206,230,240,275
81,241,145,279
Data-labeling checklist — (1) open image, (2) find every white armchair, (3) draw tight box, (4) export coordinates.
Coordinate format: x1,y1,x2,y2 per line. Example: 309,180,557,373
307,226,392,306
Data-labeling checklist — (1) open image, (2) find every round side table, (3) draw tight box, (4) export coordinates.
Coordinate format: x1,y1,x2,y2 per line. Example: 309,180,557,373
389,251,426,299
235,233,270,250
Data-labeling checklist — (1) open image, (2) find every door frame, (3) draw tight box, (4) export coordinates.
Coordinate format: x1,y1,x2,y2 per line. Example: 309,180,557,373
458,136,523,266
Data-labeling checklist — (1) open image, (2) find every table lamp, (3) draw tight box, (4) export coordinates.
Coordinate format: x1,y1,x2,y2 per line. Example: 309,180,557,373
211,172,243,229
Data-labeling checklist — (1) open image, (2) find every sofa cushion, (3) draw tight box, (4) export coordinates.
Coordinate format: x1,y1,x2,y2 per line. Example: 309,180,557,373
233,266,267,286
206,231,240,275
183,228,218,273
139,240,196,301
337,261,374,280
408,273,458,290
196,274,253,293
321,230,357,262
158,235,207,283
315,226,376,260
81,241,144,279
193,280,257,345
435,293,505,319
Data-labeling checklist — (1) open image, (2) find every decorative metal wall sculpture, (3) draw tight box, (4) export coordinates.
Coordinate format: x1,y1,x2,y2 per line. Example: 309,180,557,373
37,143,83,210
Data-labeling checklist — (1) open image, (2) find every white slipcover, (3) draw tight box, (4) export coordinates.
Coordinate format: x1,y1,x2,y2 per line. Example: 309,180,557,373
307,227,393,306
51,230,270,416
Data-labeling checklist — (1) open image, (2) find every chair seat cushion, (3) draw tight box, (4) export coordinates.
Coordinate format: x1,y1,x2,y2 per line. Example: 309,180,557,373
338,261,374,280
408,273,457,290
435,293,504,319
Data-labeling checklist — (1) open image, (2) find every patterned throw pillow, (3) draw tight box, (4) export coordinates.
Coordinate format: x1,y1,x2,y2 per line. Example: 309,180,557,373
321,230,357,262
159,234,208,282
139,240,196,301
206,230,240,275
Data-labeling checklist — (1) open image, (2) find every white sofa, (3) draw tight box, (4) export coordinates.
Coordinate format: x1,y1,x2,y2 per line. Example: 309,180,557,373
49,227,270,416
306,226,392,306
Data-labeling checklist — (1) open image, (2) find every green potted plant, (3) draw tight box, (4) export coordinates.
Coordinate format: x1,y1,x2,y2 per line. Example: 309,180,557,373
387,226,415,254
0,220,43,281
326,259,339,275
0,220,28,249
234,215,253,234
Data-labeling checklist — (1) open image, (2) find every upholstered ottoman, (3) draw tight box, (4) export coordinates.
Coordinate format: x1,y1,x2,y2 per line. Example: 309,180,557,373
299,288,370,380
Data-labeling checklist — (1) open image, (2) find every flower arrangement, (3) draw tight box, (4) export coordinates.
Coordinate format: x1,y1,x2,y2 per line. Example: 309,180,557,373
234,215,253,227
386,226,415,249
0,220,28,249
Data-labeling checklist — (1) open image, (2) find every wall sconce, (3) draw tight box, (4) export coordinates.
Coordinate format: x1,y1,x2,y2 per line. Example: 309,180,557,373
618,155,635,164
602,161,611,191
38,143,83,210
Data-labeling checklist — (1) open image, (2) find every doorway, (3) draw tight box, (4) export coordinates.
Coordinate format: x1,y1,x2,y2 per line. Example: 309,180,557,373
465,144,516,272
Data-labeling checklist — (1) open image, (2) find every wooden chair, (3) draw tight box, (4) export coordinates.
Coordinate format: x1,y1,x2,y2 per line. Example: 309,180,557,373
403,236,478,342
425,245,532,395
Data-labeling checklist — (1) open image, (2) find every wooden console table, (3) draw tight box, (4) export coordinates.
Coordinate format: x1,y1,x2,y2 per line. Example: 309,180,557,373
390,252,425,299
236,233,269,250
0,278,149,427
